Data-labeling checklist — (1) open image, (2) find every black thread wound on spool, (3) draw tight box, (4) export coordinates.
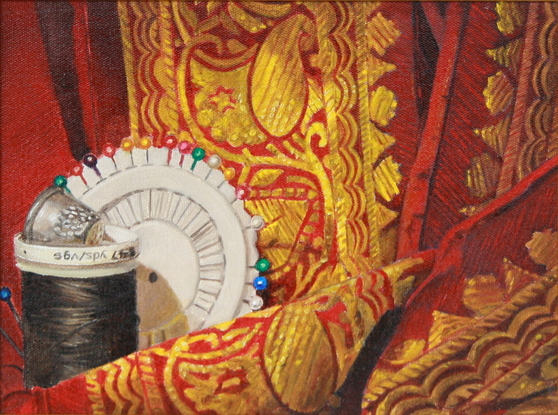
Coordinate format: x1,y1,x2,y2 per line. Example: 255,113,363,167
22,271,138,389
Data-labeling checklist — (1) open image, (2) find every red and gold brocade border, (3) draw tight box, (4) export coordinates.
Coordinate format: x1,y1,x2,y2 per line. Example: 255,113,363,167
475,2,558,198
80,264,420,414
116,2,414,303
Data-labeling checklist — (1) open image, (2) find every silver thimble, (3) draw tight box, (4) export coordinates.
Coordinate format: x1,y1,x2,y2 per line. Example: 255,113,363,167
23,187,105,246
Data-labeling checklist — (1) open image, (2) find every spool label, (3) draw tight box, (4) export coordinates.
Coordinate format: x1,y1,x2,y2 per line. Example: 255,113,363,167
52,247,137,262
14,231,139,268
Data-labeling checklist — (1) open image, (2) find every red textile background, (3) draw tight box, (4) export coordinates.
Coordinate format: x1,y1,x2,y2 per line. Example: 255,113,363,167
1,2,73,397
0,1,128,398
1,3,555,413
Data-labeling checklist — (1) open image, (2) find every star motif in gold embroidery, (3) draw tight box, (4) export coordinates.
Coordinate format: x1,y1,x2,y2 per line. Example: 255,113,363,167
209,86,237,113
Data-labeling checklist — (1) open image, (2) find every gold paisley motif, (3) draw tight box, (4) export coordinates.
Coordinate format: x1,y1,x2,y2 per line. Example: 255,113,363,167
77,264,402,415
263,301,336,413
251,14,310,138
263,270,394,413
120,2,407,302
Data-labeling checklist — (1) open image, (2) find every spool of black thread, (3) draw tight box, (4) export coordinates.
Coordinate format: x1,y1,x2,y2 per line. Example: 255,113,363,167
15,186,141,388
22,270,138,388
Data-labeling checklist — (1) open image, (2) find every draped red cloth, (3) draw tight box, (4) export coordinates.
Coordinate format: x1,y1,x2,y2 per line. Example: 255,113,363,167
1,2,556,414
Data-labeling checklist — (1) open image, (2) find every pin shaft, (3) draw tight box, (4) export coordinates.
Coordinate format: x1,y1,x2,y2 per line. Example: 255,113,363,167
0,326,23,357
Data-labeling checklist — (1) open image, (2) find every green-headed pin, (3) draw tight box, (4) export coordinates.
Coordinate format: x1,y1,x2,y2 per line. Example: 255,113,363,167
54,175,71,194
255,258,271,273
191,147,206,171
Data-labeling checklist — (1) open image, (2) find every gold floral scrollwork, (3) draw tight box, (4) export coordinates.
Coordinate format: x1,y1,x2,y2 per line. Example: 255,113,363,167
80,263,401,414
263,270,394,413
119,1,409,301
363,278,557,415
162,319,281,415
86,356,147,414
363,231,558,415
192,62,266,147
